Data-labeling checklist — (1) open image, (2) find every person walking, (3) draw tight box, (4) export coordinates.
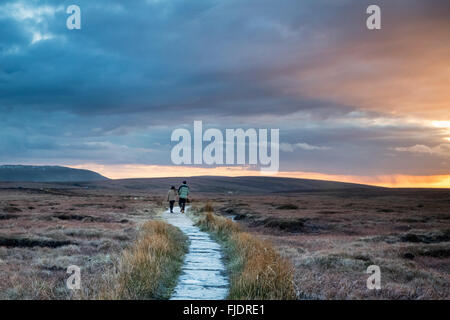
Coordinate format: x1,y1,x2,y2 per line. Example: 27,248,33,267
167,186,177,213
178,180,190,213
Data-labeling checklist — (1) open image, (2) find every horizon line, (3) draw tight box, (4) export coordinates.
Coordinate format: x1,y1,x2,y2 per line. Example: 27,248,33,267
2,163,450,189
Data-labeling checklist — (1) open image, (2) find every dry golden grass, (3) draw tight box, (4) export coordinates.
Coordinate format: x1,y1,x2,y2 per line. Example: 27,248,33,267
203,202,214,213
205,190,450,299
196,211,296,300
0,273,70,300
93,220,187,300
199,211,241,237
0,187,168,300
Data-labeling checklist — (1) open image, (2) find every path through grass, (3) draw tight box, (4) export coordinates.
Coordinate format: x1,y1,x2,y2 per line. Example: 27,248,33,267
194,208,297,300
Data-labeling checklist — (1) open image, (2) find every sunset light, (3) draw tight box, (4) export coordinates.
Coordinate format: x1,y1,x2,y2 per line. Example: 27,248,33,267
432,121,450,128
1,0,449,304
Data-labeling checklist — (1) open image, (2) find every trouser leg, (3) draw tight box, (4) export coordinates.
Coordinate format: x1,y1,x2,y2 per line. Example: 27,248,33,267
179,198,186,212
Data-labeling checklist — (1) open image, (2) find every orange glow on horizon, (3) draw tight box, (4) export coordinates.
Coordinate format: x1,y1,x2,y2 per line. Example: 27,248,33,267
432,121,450,128
68,164,450,188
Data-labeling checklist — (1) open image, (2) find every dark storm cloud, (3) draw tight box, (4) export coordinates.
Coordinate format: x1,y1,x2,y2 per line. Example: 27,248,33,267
0,0,449,176
0,0,370,116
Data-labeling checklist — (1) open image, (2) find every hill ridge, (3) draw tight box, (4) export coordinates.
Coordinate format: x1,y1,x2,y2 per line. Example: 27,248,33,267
0,165,108,182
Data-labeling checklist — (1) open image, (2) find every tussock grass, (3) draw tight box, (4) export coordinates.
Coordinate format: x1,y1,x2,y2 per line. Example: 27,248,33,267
95,221,188,299
203,202,214,213
196,211,297,300
0,274,71,300
198,211,241,238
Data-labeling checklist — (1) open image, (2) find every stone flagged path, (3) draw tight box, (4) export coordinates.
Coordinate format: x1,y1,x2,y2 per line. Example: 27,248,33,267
162,206,229,300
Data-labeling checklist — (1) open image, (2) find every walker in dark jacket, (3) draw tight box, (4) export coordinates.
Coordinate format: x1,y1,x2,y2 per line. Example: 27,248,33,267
178,181,189,213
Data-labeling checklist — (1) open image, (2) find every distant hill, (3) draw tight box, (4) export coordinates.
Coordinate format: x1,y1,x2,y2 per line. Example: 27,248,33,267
86,175,381,194
0,165,109,182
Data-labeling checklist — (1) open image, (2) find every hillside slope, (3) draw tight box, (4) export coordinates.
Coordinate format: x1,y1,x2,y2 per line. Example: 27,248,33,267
0,165,108,182
87,175,380,194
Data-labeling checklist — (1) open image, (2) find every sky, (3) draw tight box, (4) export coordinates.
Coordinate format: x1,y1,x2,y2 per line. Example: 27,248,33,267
0,0,449,187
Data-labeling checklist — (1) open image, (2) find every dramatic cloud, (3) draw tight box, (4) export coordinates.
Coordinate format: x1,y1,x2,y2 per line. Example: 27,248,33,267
0,0,449,184
394,144,450,157
280,143,330,152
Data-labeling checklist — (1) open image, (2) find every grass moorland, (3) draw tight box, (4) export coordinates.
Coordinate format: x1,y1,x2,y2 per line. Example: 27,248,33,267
0,186,170,299
1,182,449,300
192,205,297,300
92,220,187,299
192,188,450,299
